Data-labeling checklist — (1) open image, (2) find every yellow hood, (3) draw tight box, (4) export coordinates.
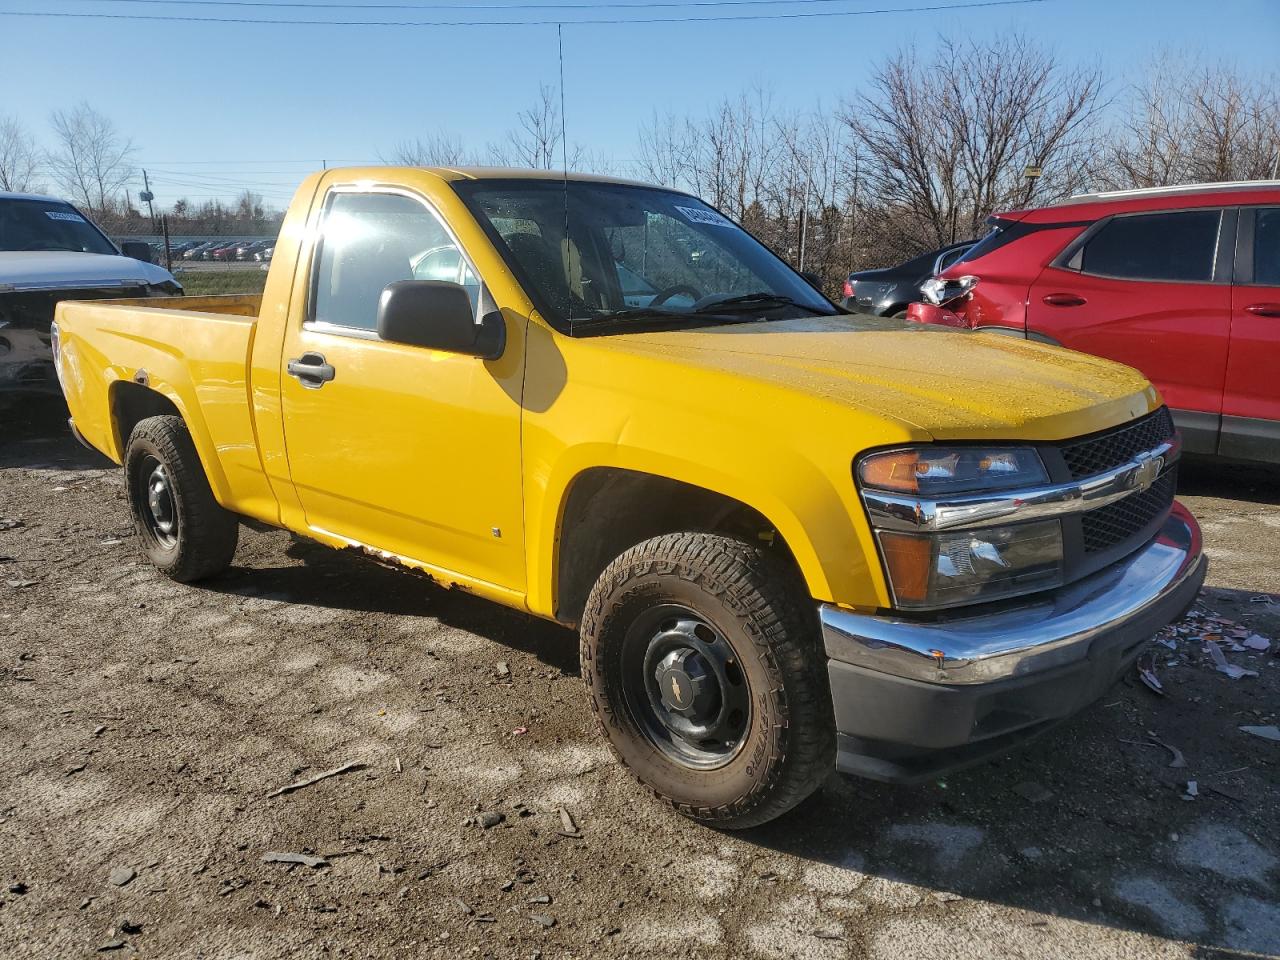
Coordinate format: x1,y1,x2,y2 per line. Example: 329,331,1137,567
614,315,1160,442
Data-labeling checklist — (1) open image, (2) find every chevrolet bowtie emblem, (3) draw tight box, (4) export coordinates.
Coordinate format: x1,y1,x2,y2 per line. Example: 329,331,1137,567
670,675,682,703
1132,454,1164,492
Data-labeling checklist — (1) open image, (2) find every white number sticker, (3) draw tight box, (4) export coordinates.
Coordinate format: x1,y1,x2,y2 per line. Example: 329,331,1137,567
674,205,737,230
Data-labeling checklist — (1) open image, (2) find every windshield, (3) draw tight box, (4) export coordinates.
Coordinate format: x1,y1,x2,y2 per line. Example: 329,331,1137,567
453,179,837,334
0,198,116,255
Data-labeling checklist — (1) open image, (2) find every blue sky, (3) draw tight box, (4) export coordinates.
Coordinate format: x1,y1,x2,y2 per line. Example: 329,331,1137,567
2,0,1276,206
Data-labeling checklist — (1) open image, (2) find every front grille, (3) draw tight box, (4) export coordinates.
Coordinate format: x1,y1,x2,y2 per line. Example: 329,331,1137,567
1081,469,1176,553
1059,408,1176,479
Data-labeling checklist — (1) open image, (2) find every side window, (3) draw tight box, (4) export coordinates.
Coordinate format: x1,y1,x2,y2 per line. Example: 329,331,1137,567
1079,210,1222,283
1254,208,1280,286
311,191,476,333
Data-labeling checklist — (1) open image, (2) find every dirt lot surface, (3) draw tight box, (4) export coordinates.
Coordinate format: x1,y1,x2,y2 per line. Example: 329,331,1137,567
2,398,1278,959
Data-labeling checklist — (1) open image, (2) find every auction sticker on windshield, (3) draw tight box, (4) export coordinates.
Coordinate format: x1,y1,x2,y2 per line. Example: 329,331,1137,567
45,211,87,223
674,205,738,229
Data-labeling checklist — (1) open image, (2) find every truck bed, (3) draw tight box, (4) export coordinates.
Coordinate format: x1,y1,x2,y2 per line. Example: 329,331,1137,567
54,294,271,519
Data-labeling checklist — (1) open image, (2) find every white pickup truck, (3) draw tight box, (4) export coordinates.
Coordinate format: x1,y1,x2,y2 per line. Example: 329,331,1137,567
0,191,181,393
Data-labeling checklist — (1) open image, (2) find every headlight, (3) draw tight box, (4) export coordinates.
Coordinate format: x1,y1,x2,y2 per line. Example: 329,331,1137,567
877,520,1064,609
859,446,1047,496
858,445,1062,610
921,274,977,305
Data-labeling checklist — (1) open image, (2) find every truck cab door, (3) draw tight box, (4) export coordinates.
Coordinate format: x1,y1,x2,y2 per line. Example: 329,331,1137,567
1223,206,1280,462
1026,208,1232,454
279,187,526,596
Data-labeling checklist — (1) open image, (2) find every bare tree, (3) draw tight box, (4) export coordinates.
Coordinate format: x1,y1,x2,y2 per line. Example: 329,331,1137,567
844,34,1105,251
0,116,42,193
383,132,474,167
47,103,136,214
1099,55,1280,188
490,84,581,170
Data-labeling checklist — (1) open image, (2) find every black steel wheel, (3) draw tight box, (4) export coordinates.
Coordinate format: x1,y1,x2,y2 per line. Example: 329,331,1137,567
125,415,238,582
581,532,835,829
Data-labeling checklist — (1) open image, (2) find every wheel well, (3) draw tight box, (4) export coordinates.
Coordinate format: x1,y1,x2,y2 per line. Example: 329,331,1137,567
111,381,181,454
554,468,801,627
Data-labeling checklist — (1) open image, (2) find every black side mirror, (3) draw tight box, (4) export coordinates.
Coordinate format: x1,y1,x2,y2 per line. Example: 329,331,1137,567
121,240,154,264
800,270,823,290
376,280,505,360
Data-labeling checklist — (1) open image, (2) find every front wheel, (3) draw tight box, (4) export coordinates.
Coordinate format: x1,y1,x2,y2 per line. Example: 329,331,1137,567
580,533,835,828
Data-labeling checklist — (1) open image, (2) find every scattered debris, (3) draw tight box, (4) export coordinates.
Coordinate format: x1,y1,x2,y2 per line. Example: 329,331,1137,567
1205,641,1258,679
1147,733,1188,769
117,918,141,935
456,897,474,916
1239,725,1280,742
512,726,529,736
266,761,367,798
528,894,552,905
813,929,844,940
1182,780,1198,801
8,882,28,895
6,579,37,589
0,519,23,530
108,866,136,887
495,661,511,679
97,941,126,952
479,811,505,829
530,913,556,928
394,756,402,774
261,851,329,868
93,725,107,737
556,807,581,838
1136,652,1166,695
1243,634,1271,652
931,890,963,903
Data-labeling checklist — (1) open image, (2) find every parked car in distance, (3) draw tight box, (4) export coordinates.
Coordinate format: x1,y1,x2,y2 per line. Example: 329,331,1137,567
842,240,972,316
919,181,1280,464
253,244,275,263
0,191,181,393
182,241,215,260
55,167,1204,828
235,240,270,261
210,241,242,262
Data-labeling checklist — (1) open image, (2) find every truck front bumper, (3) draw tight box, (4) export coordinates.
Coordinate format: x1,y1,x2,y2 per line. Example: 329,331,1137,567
820,502,1205,783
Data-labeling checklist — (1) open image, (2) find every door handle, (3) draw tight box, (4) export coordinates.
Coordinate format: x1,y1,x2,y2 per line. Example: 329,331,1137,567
287,352,336,388
1042,293,1087,307
1244,303,1280,318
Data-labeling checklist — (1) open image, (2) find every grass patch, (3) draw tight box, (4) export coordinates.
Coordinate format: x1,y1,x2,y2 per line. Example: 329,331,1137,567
174,269,269,297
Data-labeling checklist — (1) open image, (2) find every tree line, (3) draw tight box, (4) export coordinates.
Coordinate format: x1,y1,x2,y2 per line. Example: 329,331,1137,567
2,36,1276,286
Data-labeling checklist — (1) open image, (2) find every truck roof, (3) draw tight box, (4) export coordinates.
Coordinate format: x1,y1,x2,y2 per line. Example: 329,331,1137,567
401,166,662,190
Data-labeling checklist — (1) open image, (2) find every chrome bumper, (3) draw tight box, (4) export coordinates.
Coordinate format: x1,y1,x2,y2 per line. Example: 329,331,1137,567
821,502,1204,685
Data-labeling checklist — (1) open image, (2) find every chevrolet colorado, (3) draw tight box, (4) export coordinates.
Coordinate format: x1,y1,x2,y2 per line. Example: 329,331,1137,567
53,168,1206,827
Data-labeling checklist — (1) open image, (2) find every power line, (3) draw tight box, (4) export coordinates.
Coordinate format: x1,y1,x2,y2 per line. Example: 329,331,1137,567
0,0,1048,28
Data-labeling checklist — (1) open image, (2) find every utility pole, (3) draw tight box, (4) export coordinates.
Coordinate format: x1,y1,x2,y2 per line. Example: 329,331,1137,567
140,170,157,231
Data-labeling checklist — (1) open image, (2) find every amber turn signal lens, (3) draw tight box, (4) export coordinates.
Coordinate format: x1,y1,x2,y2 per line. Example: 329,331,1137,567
859,451,921,493
877,531,932,602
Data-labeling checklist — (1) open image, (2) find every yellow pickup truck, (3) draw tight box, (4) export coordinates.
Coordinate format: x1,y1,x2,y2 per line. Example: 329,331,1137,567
54,167,1205,827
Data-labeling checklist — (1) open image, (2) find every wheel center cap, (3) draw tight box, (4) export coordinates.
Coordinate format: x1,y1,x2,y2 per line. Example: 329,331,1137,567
661,668,694,709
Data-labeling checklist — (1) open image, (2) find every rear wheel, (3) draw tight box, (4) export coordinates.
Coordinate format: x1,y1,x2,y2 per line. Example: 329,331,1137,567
580,532,835,828
125,415,238,582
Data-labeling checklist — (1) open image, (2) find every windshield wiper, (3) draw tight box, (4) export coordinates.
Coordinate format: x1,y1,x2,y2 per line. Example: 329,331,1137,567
693,292,829,315
567,309,750,334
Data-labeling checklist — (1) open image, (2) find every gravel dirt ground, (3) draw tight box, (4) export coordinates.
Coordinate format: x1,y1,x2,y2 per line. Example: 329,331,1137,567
2,397,1277,960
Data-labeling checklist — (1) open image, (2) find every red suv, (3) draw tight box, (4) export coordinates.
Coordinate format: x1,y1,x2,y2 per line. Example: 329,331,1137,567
918,182,1280,464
